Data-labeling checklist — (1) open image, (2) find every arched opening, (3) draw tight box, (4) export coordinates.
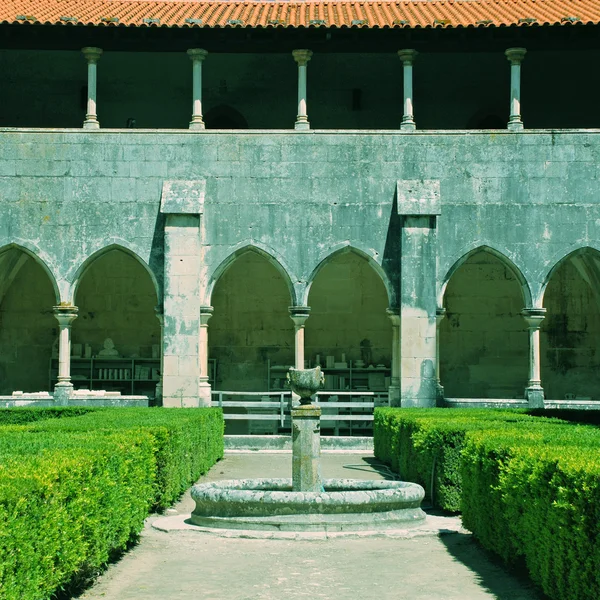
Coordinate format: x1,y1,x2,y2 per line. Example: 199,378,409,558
72,249,160,396
541,248,600,400
0,247,57,394
204,105,248,129
440,249,528,398
306,251,392,406
209,250,294,392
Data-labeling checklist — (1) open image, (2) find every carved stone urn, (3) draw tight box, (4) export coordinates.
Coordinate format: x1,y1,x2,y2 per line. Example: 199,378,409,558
287,366,324,405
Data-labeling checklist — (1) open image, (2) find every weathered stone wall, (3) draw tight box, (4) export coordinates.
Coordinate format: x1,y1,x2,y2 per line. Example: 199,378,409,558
1,128,599,402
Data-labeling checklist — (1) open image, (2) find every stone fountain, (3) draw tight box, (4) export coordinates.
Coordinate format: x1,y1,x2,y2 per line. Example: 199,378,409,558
189,367,426,534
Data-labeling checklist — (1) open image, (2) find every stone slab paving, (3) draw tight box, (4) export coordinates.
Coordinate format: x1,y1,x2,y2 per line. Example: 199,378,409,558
78,453,545,600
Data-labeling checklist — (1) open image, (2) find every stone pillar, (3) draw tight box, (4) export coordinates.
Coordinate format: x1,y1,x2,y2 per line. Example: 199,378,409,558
53,305,78,404
187,49,208,130
435,308,446,405
289,306,311,369
291,404,322,492
293,49,312,130
522,308,546,408
82,47,102,130
160,180,207,407
386,309,401,407
154,307,164,404
199,306,214,404
505,48,526,131
397,180,441,407
398,49,417,131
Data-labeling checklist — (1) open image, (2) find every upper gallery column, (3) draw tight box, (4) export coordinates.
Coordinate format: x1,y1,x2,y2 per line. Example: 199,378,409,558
292,49,313,130
398,49,417,131
53,305,78,404
188,49,208,130
289,306,311,369
82,47,102,129
522,307,546,408
505,47,526,131
386,309,401,407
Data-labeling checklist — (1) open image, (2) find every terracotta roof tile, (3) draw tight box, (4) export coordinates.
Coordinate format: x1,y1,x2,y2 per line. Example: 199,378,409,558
3,0,600,30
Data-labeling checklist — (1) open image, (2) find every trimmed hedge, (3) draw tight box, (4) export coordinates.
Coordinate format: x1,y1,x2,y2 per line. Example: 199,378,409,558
462,429,600,600
374,407,600,600
0,429,156,600
30,407,225,510
0,407,225,600
0,406,101,425
373,408,557,511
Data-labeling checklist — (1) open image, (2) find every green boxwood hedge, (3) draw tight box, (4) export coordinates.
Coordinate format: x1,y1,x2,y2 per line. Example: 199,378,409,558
374,407,600,600
0,407,225,600
0,406,101,425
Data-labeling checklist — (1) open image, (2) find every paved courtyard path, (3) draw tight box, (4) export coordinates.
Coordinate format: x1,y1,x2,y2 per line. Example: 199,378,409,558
79,452,545,600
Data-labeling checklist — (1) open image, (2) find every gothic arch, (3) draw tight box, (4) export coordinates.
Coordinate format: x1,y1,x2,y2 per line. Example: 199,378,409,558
207,244,297,306
440,245,532,308
0,242,60,304
304,245,393,308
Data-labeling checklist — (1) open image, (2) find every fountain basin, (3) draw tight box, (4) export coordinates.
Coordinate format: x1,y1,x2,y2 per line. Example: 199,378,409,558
190,478,426,532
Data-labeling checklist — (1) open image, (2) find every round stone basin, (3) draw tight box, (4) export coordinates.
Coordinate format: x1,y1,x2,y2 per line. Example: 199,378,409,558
190,478,426,532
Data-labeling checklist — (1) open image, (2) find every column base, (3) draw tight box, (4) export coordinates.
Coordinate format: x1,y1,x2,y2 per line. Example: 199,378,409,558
400,120,416,131
400,377,437,408
198,380,212,407
83,119,100,130
53,383,74,405
388,385,401,407
189,120,206,130
507,120,524,131
525,386,545,408
295,120,310,131
436,383,445,407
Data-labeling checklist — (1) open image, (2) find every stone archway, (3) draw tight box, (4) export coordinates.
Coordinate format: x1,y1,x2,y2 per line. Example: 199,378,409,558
0,247,57,394
541,248,600,401
440,249,528,398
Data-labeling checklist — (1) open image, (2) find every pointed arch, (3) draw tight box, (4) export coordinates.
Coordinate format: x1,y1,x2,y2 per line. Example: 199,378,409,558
304,244,393,307
70,244,159,304
540,246,600,307
207,243,297,306
0,243,60,304
440,245,532,308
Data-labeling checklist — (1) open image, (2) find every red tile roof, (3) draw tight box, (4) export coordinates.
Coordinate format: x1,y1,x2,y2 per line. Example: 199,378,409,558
3,0,600,30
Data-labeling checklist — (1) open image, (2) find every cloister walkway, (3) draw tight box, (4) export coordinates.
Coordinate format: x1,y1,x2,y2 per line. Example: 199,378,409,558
79,453,544,600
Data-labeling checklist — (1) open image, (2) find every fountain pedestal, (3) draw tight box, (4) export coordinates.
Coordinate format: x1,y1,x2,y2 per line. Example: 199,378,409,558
291,404,322,492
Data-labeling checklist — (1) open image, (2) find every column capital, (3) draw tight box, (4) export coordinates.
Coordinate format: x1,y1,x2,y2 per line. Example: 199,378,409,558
200,305,214,325
292,49,313,66
398,49,418,64
187,48,208,62
82,47,103,64
505,47,526,65
289,305,311,326
386,308,401,326
521,307,546,328
53,304,78,326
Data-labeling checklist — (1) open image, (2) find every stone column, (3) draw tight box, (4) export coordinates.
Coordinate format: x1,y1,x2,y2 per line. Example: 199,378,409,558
160,179,207,407
290,306,311,368
187,49,208,130
199,306,214,403
505,48,526,131
398,49,418,131
154,307,164,404
82,47,102,129
53,305,78,404
435,308,446,405
293,49,312,130
522,308,546,408
397,180,440,407
386,309,401,407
